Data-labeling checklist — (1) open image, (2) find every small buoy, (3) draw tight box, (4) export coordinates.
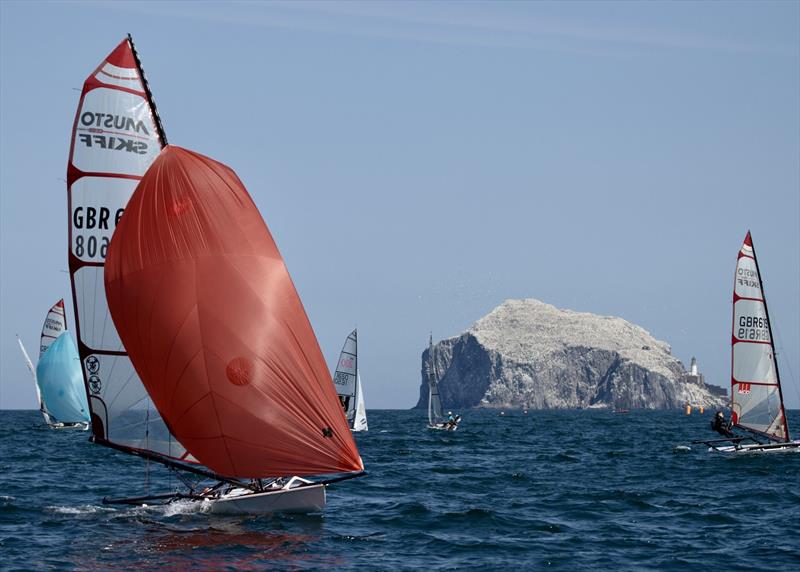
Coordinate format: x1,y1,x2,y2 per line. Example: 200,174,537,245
699,406,705,414
685,404,692,415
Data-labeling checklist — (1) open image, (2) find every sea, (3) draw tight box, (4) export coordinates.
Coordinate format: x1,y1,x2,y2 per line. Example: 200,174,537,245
1,408,799,571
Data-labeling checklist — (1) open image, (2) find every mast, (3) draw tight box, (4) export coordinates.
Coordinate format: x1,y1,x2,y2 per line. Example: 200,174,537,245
748,233,789,441
126,34,168,146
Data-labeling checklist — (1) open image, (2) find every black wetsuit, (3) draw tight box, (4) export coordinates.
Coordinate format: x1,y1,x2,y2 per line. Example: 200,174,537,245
711,415,734,438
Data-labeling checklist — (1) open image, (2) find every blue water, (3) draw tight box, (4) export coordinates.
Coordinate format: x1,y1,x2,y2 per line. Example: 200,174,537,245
2,409,799,571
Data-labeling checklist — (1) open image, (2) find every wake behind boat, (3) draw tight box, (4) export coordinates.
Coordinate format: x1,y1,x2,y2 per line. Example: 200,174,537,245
693,232,800,454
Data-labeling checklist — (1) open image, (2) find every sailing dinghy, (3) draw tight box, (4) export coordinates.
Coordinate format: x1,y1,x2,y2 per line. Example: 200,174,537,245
104,145,365,513
426,335,459,431
695,232,800,453
333,329,368,432
16,300,89,429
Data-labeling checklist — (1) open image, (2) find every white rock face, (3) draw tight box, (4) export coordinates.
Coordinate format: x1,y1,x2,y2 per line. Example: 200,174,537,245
415,299,728,410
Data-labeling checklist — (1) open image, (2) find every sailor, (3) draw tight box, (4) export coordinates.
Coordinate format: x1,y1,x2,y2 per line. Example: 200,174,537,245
711,411,734,438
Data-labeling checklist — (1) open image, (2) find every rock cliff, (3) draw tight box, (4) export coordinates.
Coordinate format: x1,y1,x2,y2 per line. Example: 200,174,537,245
415,299,727,410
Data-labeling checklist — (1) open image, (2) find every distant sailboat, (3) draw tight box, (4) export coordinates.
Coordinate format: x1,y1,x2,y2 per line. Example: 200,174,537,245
426,335,459,431
333,329,368,432
696,232,799,453
16,300,89,429
104,145,365,512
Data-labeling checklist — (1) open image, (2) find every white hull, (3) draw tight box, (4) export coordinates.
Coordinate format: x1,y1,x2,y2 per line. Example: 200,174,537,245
49,422,90,431
428,423,457,432
711,440,800,454
204,480,326,515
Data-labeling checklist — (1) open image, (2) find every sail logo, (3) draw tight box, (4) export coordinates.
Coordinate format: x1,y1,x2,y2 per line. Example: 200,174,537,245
80,112,149,135
77,133,148,155
738,383,751,394
736,267,760,290
340,357,354,369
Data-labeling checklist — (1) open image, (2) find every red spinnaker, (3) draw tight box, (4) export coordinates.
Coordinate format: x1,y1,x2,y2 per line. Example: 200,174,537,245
104,145,363,477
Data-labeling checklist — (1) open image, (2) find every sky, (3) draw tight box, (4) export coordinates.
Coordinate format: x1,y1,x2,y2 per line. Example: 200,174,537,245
1,1,798,410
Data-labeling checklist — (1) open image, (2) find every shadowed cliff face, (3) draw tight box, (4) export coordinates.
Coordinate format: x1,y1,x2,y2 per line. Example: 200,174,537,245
415,300,728,411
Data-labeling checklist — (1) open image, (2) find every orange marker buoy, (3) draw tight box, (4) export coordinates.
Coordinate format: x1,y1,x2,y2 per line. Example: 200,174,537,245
685,404,692,415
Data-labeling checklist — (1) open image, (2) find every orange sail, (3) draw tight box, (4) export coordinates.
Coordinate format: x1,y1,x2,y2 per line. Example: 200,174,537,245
104,145,363,478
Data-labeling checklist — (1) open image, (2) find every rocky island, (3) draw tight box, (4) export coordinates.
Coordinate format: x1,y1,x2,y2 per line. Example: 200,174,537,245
415,299,728,410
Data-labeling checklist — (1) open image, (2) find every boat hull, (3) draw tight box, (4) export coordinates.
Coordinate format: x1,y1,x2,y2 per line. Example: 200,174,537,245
49,422,90,431
428,423,457,432
204,484,326,515
711,440,800,454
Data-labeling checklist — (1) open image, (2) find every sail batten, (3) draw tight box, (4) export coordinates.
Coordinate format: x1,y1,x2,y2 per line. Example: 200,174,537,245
730,231,789,443
67,37,192,461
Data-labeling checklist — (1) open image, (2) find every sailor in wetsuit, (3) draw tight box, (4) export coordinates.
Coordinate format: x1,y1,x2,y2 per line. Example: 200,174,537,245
711,411,734,438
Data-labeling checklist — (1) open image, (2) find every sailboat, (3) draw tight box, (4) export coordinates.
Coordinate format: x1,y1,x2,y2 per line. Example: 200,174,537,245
696,232,799,453
66,37,362,513
426,335,459,431
16,299,89,429
104,145,365,512
333,329,368,432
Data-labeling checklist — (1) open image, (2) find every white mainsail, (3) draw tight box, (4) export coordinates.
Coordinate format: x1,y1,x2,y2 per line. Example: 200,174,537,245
17,336,53,425
67,37,191,461
353,372,368,432
730,231,789,442
333,329,368,431
427,335,445,426
39,299,67,359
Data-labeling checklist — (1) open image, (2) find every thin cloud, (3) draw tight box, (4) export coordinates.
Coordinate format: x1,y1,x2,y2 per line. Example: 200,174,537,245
95,0,796,57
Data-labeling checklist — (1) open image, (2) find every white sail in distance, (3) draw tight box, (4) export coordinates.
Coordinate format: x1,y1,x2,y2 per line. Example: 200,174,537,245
730,231,789,442
333,329,368,431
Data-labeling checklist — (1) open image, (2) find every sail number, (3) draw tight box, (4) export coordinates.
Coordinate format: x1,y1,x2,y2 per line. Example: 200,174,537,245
74,235,110,259
72,206,123,260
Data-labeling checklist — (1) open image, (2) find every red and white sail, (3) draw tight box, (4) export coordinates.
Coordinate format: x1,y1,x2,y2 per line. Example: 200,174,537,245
67,38,191,461
39,299,67,359
104,145,364,478
730,231,789,442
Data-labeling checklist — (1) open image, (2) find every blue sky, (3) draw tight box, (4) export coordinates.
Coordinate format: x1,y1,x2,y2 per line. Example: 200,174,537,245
1,1,798,409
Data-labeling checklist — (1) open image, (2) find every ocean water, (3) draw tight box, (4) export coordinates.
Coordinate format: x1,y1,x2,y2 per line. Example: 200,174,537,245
1,408,799,571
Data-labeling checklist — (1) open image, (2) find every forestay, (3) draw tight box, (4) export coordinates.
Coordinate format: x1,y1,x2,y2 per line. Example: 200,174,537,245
67,37,191,461
730,232,789,442
104,146,364,478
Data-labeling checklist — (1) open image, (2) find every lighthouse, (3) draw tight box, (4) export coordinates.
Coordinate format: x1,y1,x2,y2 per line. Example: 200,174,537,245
686,356,705,386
